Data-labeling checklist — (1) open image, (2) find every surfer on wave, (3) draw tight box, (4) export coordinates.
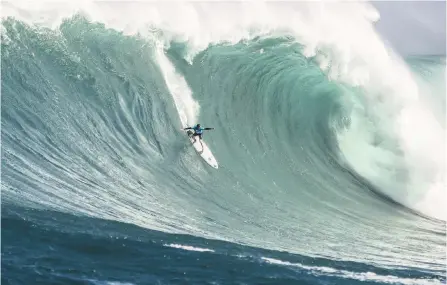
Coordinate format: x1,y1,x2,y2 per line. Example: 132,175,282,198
183,124,214,148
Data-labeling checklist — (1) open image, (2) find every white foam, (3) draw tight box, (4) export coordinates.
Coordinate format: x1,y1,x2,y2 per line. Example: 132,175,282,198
155,44,200,127
164,243,215,253
262,257,443,285
91,280,135,285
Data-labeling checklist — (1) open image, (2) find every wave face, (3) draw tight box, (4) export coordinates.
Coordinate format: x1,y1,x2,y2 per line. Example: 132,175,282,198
2,2,446,284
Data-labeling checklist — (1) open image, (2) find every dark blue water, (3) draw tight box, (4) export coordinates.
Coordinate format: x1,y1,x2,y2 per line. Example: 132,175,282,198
3,205,445,285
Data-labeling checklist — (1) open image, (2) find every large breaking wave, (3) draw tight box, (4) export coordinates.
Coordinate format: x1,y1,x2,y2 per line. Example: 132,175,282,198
2,1,445,273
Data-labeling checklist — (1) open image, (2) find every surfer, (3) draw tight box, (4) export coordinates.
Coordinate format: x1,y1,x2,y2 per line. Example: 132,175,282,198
183,124,214,148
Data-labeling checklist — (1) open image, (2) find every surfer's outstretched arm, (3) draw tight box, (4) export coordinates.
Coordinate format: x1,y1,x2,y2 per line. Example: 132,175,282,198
183,127,192,130
204,128,214,130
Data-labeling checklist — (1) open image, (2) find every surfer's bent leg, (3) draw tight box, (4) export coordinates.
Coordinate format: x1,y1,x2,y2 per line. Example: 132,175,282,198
192,133,200,143
198,134,204,150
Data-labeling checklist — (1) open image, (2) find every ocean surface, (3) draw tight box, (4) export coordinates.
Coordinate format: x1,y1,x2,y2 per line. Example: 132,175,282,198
2,2,446,285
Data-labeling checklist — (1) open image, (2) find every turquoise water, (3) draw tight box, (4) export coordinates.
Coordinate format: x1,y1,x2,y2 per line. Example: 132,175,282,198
2,11,446,285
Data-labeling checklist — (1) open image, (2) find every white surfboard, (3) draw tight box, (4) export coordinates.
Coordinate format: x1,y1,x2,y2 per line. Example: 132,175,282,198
186,131,218,169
